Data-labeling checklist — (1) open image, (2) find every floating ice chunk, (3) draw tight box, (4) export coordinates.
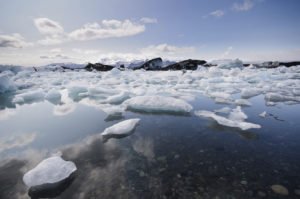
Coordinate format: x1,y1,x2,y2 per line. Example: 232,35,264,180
124,95,193,113
214,97,233,104
259,111,267,118
101,118,140,141
241,88,262,99
228,106,247,121
214,107,231,114
209,92,231,99
23,156,77,187
13,89,45,104
0,74,16,94
68,86,88,101
45,89,61,104
235,99,252,106
106,91,130,104
195,106,261,130
265,93,300,103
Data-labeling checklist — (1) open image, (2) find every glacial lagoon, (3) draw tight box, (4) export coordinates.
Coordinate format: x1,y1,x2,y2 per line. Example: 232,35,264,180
0,66,300,198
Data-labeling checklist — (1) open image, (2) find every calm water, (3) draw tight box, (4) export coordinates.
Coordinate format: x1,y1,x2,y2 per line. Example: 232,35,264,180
0,94,300,199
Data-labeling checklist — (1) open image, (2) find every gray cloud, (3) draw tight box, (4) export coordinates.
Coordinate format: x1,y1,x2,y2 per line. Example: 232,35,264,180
0,33,32,48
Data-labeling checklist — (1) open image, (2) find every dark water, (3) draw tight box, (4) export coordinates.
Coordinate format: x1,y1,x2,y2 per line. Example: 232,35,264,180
0,95,300,199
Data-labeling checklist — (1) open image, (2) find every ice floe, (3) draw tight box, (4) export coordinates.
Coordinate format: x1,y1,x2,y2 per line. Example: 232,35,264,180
23,156,77,187
123,95,193,113
195,106,261,130
101,118,140,141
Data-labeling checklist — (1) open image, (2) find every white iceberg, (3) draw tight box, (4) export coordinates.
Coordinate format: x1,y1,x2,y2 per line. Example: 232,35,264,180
101,118,140,141
23,156,77,187
195,106,261,130
123,95,193,113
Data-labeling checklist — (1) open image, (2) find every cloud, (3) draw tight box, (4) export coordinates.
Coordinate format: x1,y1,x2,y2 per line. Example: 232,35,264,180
0,33,32,48
50,48,62,53
233,0,254,11
0,133,36,153
72,48,100,55
34,18,67,45
69,19,145,41
140,17,158,24
210,10,225,17
141,43,195,56
0,108,16,121
34,18,64,35
40,54,70,59
221,46,233,58
33,18,147,44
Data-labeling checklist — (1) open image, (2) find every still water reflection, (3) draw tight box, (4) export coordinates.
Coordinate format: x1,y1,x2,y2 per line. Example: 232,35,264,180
0,95,300,199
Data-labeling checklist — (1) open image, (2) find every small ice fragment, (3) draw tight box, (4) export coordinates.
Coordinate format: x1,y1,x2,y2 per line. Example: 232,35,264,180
235,99,252,106
195,106,261,131
101,119,140,141
23,156,77,187
259,111,267,118
106,91,130,104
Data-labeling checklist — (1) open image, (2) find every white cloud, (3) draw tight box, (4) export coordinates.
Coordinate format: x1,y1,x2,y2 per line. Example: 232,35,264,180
210,10,225,17
221,46,233,58
34,18,64,35
50,48,62,53
0,108,16,121
69,19,145,41
33,18,151,45
34,18,67,45
0,33,32,48
141,43,195,56
72,48,101,55
40,54,70,59
233,0,254,11
140,17,158,24
0,133,36,153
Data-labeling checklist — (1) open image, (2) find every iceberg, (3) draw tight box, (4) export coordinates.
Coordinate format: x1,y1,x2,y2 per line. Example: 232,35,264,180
101,118,140,141
123,95,193,113
195,106,261,130
23,156,77,187
0,73,16,94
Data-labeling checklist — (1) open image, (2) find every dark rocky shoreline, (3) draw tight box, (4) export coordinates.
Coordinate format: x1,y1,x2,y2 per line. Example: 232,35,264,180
81,58,300,71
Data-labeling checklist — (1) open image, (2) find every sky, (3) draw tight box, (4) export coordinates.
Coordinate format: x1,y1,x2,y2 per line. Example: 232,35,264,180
0,0,299,66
